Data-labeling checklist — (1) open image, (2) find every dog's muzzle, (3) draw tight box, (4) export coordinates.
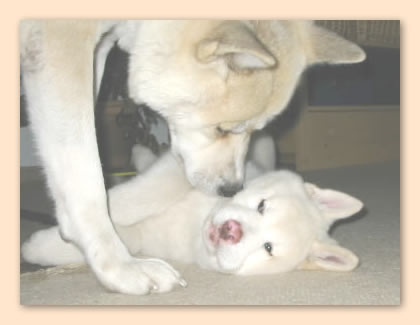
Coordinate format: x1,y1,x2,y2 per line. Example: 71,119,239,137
217,183,243,197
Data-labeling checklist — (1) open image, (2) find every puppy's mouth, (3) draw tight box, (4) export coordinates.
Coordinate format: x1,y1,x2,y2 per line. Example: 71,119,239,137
208,224,220,247
204,220,245,274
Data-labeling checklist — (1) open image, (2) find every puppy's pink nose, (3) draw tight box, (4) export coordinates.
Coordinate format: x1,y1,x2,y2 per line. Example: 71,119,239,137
219,220,242,244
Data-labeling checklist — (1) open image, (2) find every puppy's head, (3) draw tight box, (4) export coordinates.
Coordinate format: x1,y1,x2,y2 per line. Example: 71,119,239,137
129,20,365,195
201,171,363,275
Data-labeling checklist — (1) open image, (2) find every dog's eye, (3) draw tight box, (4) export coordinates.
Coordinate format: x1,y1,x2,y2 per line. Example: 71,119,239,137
263,242,273,256
257,199,265,214
216,126,230,137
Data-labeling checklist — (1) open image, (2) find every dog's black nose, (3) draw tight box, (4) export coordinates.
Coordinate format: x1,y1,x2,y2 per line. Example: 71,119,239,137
217,183,244,197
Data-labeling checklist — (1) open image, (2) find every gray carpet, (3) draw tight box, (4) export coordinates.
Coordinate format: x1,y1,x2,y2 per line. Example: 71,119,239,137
20,161,400,305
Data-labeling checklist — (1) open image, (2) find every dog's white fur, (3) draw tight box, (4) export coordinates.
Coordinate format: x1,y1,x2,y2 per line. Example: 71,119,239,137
23,142,363,278
20,20,365,294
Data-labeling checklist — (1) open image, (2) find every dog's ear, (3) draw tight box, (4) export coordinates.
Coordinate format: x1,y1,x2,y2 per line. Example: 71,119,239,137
299,241,359,271
196,22,277,71
304,183,363,221
306,23,366,65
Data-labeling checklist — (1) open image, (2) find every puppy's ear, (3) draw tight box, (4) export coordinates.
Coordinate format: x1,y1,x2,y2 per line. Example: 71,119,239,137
304,183,363,221
196,22,277,71
306,23,366,65
299,241,359,272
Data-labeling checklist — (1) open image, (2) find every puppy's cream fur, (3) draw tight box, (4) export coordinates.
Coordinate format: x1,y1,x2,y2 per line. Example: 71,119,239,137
20,20,365,294
23,143,363,280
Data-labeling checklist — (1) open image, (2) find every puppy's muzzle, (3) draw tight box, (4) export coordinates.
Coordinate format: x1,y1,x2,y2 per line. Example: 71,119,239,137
217,183,243,197
219,220,243,244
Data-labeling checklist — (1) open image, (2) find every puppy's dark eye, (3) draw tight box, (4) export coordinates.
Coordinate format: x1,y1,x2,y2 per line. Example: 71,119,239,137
257,199,265,214
264,242,273,256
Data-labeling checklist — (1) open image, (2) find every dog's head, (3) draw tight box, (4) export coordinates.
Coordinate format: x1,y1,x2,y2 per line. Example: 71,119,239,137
200,171,363,275
128,20,365,195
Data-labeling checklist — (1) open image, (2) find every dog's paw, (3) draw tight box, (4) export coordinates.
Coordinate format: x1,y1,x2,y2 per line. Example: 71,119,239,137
96,257,187,295
139,258,188,293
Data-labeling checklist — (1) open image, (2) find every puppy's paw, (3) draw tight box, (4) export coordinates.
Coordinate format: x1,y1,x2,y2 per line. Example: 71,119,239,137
21,227,85,266
95,257,187,295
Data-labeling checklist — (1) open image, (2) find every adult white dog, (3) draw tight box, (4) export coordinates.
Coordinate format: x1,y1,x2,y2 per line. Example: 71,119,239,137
20,20,365,294
23,146,363,285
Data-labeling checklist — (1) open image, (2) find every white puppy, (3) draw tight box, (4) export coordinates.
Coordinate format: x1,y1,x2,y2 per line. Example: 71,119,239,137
23,144,363,282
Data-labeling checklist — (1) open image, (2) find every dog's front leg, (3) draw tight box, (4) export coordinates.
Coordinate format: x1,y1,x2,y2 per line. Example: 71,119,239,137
21,21,185,294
